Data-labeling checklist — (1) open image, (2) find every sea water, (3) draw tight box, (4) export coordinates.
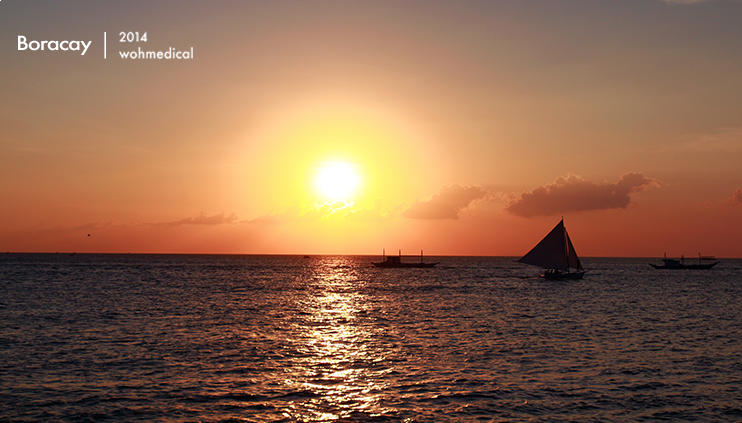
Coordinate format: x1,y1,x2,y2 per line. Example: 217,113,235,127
1,254,741,422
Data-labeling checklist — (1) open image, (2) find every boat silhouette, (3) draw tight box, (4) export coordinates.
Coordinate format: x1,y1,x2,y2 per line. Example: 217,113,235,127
372,250,438,268
649,253,719,269
518,218,585,279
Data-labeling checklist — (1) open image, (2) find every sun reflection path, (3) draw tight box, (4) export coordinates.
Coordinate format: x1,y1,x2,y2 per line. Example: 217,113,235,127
282,257,397,421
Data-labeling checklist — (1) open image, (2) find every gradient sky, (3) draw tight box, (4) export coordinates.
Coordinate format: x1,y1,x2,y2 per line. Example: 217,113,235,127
2,0,741,257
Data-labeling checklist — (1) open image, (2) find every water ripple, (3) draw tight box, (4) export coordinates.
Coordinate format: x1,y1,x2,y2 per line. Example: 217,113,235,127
1,254,741,422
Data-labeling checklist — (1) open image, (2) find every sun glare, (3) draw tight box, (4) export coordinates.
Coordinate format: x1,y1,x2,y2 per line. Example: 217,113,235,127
314,162,361,201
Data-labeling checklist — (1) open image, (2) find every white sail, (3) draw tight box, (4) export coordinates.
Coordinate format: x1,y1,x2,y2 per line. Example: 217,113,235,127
518,219,582,271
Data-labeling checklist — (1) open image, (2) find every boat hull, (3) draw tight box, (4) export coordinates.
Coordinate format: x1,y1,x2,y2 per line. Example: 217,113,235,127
649,262,718,270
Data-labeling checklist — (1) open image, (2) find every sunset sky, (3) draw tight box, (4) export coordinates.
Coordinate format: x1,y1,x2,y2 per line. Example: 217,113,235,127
2,0,741,257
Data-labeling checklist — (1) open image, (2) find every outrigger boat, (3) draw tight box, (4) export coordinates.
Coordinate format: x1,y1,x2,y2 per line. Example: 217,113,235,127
372,250,438,268
649,253,719,269
518,218,585,280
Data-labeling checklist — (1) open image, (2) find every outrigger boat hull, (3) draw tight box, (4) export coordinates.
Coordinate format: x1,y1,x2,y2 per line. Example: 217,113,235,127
650,254,719,270
649,262,718,270
372,250,438,268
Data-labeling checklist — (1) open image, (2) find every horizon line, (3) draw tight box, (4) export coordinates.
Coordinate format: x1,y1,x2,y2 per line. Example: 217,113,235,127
2,252,737,259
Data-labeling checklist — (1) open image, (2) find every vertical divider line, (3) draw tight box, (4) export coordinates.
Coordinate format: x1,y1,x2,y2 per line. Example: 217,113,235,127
104,32,106,59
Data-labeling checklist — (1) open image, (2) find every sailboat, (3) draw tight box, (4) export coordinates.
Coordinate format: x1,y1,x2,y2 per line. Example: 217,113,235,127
518,218,585,279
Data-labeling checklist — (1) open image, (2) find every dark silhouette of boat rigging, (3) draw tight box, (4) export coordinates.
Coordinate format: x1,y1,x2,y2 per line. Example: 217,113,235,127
649,253,719,269
372,250,438,268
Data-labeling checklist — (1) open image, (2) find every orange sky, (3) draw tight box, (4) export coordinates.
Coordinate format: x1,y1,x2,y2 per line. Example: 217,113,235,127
1,1,741,257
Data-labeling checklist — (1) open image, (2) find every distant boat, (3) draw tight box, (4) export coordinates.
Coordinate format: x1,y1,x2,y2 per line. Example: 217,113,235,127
649,253,719,270
372,250,438,268
518,218,585,279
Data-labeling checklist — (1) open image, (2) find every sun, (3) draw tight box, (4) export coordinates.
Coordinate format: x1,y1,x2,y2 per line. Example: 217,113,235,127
313,162,361,201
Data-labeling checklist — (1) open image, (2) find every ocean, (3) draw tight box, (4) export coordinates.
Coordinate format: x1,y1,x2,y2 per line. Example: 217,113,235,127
1,254,741,422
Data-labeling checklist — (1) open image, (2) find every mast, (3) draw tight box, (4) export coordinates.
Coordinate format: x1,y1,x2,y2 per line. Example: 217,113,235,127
563,218,569,271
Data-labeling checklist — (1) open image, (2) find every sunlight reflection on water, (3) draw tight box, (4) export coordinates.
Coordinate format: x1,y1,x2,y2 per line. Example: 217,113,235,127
282,257,394,421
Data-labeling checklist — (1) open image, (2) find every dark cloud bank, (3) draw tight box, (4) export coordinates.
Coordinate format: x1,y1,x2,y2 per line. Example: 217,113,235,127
505,173,660,218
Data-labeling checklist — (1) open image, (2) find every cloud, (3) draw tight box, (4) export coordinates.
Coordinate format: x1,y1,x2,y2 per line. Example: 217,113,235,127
506,173,660,218
14,213,241,235
402,184,490,220
344,200,389,222
250,201,356,224
28,221,120,235
164,212,239,226
667,127,742,154
728,189,742,207
250,185,496,223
